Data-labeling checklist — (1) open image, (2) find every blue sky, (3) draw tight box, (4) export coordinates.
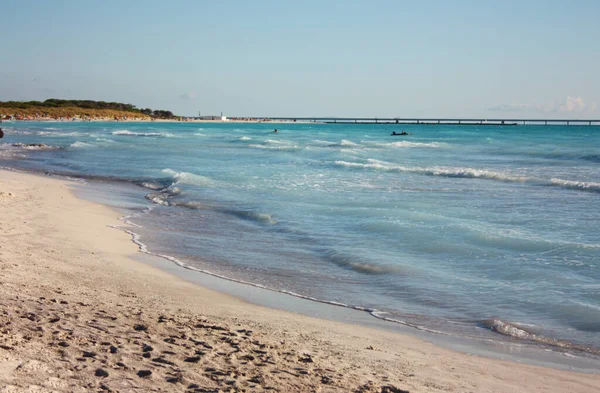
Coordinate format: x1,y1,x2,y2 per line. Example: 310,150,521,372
1,0,598,118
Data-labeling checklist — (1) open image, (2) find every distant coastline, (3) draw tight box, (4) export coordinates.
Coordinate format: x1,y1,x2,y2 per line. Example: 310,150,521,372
3,99,598,125
0,98,320,124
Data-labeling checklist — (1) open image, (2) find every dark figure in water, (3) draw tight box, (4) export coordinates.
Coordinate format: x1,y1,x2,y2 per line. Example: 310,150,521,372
273,129,278,133
0,128,4,139
391,131,409,136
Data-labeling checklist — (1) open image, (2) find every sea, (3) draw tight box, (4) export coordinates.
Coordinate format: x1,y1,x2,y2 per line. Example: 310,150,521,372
1,121,599,365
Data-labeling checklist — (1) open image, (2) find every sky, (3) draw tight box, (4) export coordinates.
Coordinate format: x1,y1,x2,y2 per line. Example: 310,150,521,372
1,0,599,118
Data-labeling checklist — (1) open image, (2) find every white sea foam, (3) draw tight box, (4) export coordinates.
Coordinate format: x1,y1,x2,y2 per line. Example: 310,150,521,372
161,168,213,186
549,178,600,193
387,141,444,148
340,139,358,147
38,131,82,137
310,139,336,146
249,143,301,151
335,159,600,193
112,130,172,137
70,141,94,148
239,136,252,141
264,139,291,145
95,138,116,143
335,159,533,182
145,193,170,206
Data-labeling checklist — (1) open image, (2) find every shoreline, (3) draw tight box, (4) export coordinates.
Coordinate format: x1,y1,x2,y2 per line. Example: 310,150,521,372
1,169,600,392
6,165,599,368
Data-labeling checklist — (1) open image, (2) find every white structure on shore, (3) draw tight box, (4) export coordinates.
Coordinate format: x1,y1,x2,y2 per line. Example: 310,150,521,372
196,111,228,121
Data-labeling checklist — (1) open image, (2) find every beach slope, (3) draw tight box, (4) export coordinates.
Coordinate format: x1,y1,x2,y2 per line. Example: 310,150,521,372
0,169,598,392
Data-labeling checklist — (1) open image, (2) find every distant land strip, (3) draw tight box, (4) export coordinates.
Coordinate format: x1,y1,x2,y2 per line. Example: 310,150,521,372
0,99,176,120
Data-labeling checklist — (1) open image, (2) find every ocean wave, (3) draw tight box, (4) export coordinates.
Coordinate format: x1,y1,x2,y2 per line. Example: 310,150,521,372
108,217,600,358
112,130,173,137
38,131,82,137
335,159,600,193
249,143,301,151
70,141,94,148
309,139,336,146
308,139,367,149
3,143,60,151
220,208,277,225
323,250,400,275
139,181,171,190
144,192,170,206
161,168,213,186
481,319,600,355
112,222,448,340
238,136,252,141
386,141,444,148
142,194,277,225
264,139,292,145
549,178,600,193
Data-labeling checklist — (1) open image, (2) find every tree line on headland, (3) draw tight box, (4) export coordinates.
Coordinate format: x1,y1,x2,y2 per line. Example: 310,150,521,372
0,99,175,119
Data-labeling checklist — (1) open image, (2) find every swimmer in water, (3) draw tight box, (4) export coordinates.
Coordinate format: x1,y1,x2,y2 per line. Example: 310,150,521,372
273,129,278,133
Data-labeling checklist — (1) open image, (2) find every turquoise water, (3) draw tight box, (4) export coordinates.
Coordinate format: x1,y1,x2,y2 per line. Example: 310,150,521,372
2,121,599,355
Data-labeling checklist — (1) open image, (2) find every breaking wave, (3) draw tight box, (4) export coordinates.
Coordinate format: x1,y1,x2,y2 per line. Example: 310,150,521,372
142,192,277,225
161,168,213,187
386,141,444,148
112,130,173,137
335,159,600,193
249,142,301,151
549,178,600,192
481,319,600,355
322,250,401,275
70,141,94,148
340,139,358,147
38,131,82,137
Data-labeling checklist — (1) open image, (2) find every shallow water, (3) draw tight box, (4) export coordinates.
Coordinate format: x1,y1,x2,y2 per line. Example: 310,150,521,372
2,121,599,357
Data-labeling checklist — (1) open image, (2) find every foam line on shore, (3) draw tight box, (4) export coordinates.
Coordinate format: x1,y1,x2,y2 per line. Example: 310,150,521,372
108,217,600,358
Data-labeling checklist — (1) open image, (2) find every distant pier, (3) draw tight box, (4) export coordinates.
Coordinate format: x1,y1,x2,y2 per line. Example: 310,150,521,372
263,117,600,126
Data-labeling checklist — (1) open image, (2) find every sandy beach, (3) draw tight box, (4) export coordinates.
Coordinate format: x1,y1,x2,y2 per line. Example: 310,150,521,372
0,169,598,393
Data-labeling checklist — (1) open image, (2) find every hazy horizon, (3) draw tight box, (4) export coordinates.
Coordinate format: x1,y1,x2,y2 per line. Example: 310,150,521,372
1,0,598,119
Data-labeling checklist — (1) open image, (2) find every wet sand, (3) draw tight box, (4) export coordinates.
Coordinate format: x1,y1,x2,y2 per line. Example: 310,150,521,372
0,169,598,392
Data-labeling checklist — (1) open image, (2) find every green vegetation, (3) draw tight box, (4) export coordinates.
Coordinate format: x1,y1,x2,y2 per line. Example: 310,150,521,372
0,99,176,119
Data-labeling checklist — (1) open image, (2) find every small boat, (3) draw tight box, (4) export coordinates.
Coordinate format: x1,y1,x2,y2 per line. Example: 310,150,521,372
391,131,411,136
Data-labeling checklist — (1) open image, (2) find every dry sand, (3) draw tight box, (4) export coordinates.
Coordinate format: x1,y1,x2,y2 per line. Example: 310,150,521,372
0,169,598,393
